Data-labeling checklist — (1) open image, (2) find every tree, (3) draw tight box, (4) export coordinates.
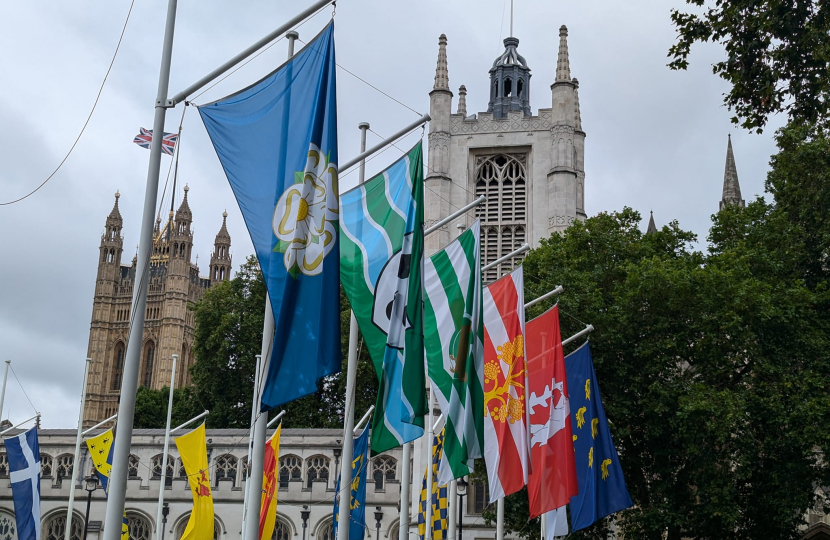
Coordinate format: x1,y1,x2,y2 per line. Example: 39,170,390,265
133,386,200,429
481,206,830,540
669,0,830,132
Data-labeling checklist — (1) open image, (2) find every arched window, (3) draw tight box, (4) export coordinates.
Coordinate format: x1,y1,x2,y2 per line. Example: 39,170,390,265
517,79,524,98
317,522,334,540
279,455,302,488
305,455,330,488
54,454,74,486
126,513,152,540
42,513,83,540
40,454,53,477
389,526,400,540
178,459,187,479
372,456,397,490
220,268,225,281
151,455,174,487
504,78,512,98
113,342,125,391
272,520,291,540
142,342,155,387
128,455,140,478
214,454,238,487
0,512,17,540
0,453,8,478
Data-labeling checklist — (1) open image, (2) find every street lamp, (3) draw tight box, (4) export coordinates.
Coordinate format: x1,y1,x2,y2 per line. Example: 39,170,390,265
301,505,311,540
374,507,383,540
82,475,100,540
333,444,342,484
160,503,169,540
456,477,468,540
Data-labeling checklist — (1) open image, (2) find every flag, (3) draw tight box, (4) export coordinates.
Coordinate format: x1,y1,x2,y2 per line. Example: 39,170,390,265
417,430,448,540
259,426,282,540
566,343,632,531
482,266,529,501
526,305,578,518
84,429,129,540
132,127,178,155
423,220,485,484
543,507,568,540
5,427,40,540
340,143,426,452
175,423,215,540
333,426,370,540
198,22,340,410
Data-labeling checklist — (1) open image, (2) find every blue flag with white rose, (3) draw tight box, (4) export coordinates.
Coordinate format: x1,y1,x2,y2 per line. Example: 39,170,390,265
198,22,339,410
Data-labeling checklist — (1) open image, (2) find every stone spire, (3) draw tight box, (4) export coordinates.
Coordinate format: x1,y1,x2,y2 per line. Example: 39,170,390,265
433,34,450,92
109,190,122,221
556,25,571,82
647,211,657,234
573,78,583,131
210,210,232,284
720,134,745,210
457,85,467,116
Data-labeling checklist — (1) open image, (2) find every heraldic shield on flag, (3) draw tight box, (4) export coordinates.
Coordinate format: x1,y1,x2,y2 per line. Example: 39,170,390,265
332,425,370,540
175,423,215,540
198,22,339,410
340,142,426,453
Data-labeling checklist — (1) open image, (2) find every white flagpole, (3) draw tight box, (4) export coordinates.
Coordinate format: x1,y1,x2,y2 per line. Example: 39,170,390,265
425,390,436,540
337,121,371,540
447,480,456,540
496,499,505,540
0,360,10,423
154,355,177,540
65,358,91,540
241,353,264,540
399,440,412,540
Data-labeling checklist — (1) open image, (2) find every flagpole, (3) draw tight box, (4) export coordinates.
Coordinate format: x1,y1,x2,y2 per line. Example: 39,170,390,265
0,360,10,423
425,390,436,540
65,357,91,540
103,0,178,538
337,122,370,540
399,440,412,540
446,480,456,540
496,499,504,540
241,353,264,540
154,355,177,540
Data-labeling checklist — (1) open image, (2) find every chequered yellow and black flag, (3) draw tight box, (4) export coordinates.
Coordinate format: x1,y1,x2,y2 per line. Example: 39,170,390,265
418,429,448,540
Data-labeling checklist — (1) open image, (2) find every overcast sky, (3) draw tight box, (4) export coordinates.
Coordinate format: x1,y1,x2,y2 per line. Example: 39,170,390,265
0,0,786,428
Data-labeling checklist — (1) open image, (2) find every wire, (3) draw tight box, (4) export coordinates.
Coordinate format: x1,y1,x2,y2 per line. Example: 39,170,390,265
9,365,38,415
0,0,137,206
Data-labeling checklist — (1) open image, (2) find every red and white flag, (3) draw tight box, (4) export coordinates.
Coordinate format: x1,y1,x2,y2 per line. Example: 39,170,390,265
526,305,578,518
482,267,529,501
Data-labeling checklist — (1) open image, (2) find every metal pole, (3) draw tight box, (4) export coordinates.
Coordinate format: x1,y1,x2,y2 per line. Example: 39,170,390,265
104,1,178,538
0,360,11,422
424,196,486,236
446,481,456,540
457,492,464,540
82,488,93,540
338,122,370,540
340,115,430,173
241,354,263,540
266,410,286,429
562,325,594,346
169,0,334,105
510,0,514,37
170,410,209,434
0,414,40,436
481,244,529,272
82,414,118,436
65,358,91,540
354,405,374,433
398,441,411,540
154,355,177,540
496,498,504,540
425,391,435,540
523,286,564,310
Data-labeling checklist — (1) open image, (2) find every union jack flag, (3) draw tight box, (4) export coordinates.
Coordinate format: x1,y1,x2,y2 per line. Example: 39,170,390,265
132,127,178,155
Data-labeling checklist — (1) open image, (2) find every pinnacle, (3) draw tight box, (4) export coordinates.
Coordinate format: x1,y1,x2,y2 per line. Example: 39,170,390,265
433,34,450,92
108,190,123,221
457,85,467,116
556,25,571,82
647,211,657,235
720,134,745,210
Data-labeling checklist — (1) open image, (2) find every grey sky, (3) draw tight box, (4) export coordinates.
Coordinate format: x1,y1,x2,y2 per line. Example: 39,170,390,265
0,0,785,428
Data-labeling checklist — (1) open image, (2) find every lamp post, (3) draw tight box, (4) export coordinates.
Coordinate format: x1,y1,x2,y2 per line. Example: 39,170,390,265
82,475,100,540
160,503,169,540
374,507,383,540
456,477,468,540
333,444,342,484
301,505,310,540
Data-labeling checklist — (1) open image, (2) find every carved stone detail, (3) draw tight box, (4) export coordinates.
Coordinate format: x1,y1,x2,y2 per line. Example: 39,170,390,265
449,110,551,135
549,215,575,228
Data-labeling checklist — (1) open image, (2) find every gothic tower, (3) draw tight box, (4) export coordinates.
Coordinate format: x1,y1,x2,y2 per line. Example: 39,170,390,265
720,134,745,210
210,211,233,285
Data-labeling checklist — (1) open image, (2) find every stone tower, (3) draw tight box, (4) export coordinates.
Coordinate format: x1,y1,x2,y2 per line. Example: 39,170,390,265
424,25,587,281
720,134,745,210
83,188,231,426
210,211,233,285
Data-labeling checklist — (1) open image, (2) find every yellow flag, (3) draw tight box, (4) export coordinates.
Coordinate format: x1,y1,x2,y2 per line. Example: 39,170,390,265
175,423,215,540
84,429,129,540
259,426,282,540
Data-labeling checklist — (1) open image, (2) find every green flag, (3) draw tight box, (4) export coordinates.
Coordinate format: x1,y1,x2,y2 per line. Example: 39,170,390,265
423,220,485,483
340,143,426,453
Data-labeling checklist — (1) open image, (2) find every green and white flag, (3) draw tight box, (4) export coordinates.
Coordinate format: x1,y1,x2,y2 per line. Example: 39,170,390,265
424,220,485,484
340,143,426,453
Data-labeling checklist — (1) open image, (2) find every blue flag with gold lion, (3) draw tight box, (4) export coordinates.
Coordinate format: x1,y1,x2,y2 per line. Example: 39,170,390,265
566,343,632,531
199,22,339,409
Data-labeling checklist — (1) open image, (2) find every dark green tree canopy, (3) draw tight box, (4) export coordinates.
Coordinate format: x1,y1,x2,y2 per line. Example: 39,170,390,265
669,0,830,132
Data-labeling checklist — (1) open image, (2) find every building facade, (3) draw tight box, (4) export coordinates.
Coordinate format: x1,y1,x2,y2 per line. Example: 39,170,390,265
83,187,232,426
424,27,586,281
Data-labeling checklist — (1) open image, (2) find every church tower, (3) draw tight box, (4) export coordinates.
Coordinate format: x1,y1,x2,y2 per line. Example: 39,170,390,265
210,211,233,285
720,134,745,210
423,25,588,279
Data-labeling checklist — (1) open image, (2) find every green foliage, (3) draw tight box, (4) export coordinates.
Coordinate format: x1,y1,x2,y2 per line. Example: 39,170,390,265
668,0,830,132
484,202,830,540
133,386,201,429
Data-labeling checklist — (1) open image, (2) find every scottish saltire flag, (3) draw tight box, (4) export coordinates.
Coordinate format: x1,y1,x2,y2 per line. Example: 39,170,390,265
85,429,129,540
198,22,339,409
417,429,448,540
132,127,178,155
566,343,633,531
424,221,485,484
6,427,40,540
340,143,426,452
333,426,370,540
